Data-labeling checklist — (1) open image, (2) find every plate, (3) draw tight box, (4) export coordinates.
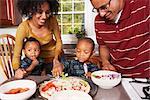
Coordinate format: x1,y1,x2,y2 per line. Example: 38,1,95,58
82,76,98,97
36,76,98,99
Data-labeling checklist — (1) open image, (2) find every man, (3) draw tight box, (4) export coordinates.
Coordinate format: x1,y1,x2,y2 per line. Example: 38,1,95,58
90,0,149,78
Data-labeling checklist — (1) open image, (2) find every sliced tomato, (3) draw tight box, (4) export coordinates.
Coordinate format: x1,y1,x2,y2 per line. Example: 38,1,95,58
42,85,49,92
41,82,56,92
47,82,56,88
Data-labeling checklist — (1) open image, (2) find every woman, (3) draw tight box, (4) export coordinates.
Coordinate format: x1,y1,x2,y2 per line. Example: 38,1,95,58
12,0,63,75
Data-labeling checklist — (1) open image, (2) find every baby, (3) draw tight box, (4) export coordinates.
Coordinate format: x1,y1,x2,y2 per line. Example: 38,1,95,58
15,37,45,78
53,37,101,78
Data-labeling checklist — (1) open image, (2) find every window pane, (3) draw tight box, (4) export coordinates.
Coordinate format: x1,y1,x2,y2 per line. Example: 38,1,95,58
62,14,72,23
58,0,85,34
62,3,72,12
74,14,84,23
63,25,72,34
61,0,72,2
74,2,84,11
56,15,61,23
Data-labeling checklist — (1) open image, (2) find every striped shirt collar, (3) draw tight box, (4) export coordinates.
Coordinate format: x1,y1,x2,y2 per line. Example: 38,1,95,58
115,10,122,23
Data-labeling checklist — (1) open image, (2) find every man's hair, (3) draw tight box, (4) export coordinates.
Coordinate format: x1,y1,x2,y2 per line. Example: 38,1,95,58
23,37,41,49
77,37,95,51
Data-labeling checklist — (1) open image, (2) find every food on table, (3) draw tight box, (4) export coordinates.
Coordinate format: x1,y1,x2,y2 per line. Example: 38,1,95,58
4,88,29,94
39,77,90,99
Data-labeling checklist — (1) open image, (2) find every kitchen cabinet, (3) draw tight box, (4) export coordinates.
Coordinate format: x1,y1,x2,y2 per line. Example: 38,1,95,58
0,0,21,27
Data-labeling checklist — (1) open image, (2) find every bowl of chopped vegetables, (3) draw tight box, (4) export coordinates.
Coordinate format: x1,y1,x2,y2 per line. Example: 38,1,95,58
91,70,121,89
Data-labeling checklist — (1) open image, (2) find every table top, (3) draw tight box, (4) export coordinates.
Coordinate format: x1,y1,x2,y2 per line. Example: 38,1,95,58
1,75,130,100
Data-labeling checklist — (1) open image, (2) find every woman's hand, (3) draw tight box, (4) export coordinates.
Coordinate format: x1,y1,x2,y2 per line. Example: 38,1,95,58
52,59,63,77
52,64,63,77
14,68,27,79
102,62,117,71
53,58,60,66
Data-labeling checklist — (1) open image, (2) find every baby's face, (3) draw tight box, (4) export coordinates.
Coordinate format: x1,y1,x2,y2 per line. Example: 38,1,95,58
75,41,93,62
23,42,40,60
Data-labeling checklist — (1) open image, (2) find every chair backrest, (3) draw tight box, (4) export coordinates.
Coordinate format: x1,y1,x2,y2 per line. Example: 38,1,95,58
0,34,15,79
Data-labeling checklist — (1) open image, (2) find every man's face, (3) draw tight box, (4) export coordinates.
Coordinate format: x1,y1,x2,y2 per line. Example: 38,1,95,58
91,0,124,21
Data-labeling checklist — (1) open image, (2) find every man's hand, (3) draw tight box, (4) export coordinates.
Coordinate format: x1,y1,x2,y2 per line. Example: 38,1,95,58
102,62,117,71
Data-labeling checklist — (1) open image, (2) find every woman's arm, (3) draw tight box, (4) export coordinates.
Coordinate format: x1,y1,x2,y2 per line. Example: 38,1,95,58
99,45,116,71
51,16,63,63
12,22,28,70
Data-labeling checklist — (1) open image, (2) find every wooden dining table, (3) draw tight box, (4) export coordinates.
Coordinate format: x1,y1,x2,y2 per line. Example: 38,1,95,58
2,75,130,100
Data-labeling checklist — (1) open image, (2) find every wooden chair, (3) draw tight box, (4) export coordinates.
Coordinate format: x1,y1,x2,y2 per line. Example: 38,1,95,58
0,34,15,79
0,60,8,84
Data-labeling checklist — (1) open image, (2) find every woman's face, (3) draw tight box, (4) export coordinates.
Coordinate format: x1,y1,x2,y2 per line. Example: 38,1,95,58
23,42,40,60
32,2,50,26
91,0,124,21
75,41,93,63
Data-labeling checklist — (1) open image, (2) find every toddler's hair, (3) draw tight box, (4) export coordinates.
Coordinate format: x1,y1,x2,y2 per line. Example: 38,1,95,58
23,37,41,49
77,37,95,51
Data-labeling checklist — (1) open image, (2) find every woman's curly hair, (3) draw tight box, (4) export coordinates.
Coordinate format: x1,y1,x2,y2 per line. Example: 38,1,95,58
17,0,59,18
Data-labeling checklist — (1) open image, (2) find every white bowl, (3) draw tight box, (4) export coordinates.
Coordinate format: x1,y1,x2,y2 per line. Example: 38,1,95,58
0,79,36,100
49,90,92,100
91,70,121,89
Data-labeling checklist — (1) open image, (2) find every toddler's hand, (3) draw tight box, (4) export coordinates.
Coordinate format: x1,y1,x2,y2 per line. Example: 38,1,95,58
85,72,92,78
15,68,27,79
31,59,39,66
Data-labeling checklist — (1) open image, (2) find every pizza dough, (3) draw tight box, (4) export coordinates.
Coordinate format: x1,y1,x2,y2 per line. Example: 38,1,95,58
39,77,90,99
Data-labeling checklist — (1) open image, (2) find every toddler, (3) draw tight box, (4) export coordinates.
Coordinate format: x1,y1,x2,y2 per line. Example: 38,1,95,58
53,37,101,78
15,37,45,78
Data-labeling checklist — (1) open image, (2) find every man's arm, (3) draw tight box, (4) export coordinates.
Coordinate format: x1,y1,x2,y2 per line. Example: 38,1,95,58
99,45,116,71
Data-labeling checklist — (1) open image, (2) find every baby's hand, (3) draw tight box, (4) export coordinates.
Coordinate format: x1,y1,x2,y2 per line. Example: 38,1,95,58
85,72,92,78
15,68,27,79
31,59,39,66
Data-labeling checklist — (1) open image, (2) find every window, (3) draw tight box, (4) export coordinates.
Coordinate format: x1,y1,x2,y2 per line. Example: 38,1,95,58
57,0,85,35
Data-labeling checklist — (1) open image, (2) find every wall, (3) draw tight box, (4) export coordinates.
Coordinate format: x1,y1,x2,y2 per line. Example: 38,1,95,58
0,27,17,36
84,0,97,44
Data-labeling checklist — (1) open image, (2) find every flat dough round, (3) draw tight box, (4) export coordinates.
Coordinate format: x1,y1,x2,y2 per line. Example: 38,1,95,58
39,77,90,99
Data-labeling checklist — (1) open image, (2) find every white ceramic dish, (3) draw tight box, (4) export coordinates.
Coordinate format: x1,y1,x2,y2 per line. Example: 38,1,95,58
0,79,36,100
91,70,121,89
49,90,92,100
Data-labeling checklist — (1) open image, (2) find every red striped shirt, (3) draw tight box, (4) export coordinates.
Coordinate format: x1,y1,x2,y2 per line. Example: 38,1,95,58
95,0,150,78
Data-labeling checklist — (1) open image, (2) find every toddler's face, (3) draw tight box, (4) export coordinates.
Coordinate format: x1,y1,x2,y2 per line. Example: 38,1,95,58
75,41,93,62
23,42,40,60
